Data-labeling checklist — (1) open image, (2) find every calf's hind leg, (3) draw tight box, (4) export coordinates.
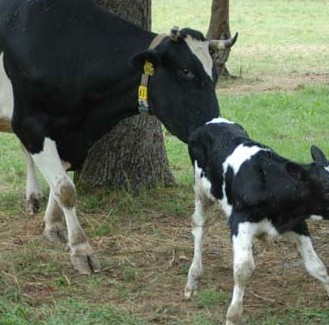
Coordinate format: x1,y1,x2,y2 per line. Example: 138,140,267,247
284,223,329,296
32,137,100,274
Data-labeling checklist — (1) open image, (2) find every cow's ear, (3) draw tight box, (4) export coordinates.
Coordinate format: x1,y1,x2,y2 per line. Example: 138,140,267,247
131,49,161,72
285,162,308,181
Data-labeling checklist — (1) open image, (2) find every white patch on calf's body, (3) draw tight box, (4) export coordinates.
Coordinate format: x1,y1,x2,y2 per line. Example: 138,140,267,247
223,144,266,174
184,36,214,80
220,145,268,217
194,162,215,203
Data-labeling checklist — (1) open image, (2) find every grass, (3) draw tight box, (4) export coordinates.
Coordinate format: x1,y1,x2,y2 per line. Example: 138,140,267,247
1,0,329,324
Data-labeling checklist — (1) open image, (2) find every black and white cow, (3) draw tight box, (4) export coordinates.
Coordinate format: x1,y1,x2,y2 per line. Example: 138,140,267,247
184,117,329,325
0,52,43,214
0,0,237,274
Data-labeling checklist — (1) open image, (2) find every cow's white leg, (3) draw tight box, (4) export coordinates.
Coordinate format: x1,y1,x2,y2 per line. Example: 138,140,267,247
32,137,100,274
284,231,329,295
43,190,67,243
226,222,255,325
185,165,213,299
22,144,44,215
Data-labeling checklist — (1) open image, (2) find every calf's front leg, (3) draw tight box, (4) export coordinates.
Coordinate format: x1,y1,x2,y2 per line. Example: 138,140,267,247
184,197,210,298
226,218,255,325
185,164,213,299
32,137,100,274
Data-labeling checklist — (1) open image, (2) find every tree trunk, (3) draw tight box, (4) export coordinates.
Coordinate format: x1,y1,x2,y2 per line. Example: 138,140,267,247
206,0,233,77
76,0,175,192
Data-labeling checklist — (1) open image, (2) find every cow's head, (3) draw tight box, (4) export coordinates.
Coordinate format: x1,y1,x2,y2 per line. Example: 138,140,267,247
131,28,237,143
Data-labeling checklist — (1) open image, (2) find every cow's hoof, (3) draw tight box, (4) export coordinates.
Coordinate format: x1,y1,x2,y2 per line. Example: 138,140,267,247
71,251,101,275
44,227,68,244
26,192,44,215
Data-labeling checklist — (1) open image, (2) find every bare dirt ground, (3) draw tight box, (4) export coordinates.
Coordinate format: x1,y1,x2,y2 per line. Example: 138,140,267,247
220,72,329,94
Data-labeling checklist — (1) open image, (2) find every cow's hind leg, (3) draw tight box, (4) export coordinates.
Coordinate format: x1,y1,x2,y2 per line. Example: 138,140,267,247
284,222,329,296
32,137,100,274
226,218,255,325
22,144,44,214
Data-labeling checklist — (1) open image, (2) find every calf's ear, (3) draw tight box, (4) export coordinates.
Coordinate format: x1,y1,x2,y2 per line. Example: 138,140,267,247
131,49,161,73
311,145,328,166
285,162,308,181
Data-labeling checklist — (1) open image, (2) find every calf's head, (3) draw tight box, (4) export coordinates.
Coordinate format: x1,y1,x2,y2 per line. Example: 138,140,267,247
310,145,329,215
287,146,329,216
131,28,237,143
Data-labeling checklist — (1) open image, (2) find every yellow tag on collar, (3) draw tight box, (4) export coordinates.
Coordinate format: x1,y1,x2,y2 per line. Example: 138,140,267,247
144,60,154,76
139,85,148,101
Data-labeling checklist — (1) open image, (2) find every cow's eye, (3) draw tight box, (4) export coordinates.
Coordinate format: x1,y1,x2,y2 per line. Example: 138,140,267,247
178,68,196,81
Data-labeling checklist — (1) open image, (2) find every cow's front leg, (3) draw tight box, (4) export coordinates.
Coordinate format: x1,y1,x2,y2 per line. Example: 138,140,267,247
32,137,100,274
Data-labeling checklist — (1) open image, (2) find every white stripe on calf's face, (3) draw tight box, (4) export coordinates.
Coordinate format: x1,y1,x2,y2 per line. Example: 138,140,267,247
184,36,214,80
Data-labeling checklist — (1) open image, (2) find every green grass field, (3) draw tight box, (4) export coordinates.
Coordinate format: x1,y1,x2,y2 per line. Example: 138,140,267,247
1,0,329,324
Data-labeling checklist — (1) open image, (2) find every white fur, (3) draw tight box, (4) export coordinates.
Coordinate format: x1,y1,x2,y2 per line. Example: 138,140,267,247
0,53,13,122
223,144,265,174
310,215,324,221
32,137,98,273
220,145,267,217
184,36,214,80
206,117,235,125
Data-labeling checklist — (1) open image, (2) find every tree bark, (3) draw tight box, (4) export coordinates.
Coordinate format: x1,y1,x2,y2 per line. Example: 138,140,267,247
77,0,175,192
206,0,233,77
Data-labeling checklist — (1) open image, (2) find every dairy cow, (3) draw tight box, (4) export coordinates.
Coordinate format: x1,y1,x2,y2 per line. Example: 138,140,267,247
0,0,237,273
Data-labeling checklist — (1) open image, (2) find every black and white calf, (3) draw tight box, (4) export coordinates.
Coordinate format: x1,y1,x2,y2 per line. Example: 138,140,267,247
184,117,329,325
0,52,43,214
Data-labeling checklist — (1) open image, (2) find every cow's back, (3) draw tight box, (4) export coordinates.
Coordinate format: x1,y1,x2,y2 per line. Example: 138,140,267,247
0,0,147,94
